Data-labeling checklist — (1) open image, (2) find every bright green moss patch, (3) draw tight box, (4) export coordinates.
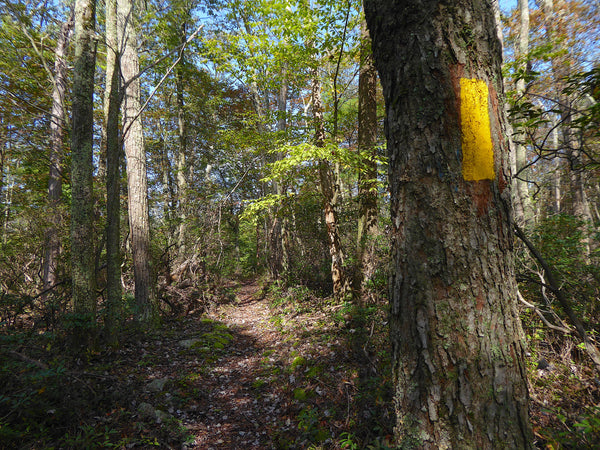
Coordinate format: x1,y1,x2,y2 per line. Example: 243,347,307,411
290,356,307,371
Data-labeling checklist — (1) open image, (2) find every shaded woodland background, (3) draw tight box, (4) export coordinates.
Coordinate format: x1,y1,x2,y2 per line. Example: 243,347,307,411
1,0,600,448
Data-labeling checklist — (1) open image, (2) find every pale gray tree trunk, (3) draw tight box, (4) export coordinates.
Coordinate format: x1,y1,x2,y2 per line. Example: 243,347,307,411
513,0,534,226
43,15,73,296
365,0,532,446
71,0,98,337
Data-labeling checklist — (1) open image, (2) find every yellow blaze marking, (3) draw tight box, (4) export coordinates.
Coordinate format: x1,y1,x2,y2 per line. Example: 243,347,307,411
460,78,495,181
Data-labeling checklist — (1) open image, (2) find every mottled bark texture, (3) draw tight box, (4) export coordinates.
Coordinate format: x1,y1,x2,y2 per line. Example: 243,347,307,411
311,68,349,298
364,0,533,448
71,0,97,324
119,0,155,321
176,25,189,262
104,0,122,342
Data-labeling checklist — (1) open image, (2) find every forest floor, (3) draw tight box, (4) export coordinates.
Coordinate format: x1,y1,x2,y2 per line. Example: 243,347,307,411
2,280,599,449
0,281,394,449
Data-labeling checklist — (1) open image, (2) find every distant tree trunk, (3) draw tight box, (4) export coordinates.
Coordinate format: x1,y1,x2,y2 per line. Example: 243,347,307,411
157,126,176,280
365,0,532,447
104,0,122,342
311,68,348,298
176,25,189,263
541,0,593,254
355,18,378,303
549,121,562,215
0,138,4,234
71,0,97,335
43,15,73,296
269,69,289,278
513,0,533,226
119,0,155,322
1,150,16,245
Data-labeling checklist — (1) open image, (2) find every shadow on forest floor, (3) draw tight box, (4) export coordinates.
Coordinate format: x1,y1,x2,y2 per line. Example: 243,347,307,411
3,280,599,448
0,281,394,449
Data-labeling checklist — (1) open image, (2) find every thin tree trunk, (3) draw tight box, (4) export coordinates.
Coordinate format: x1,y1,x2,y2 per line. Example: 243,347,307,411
176,24,189,263
311,68,348,298
43,15,73,296
0,135,4,235
365,0,532,446
541,0,592,255
269,68,289,278
104,0,122,343
2,156,16,245
71,0,97,336
118,0,155,322
514,0,533,226
551,123,561,214
355,18,378,303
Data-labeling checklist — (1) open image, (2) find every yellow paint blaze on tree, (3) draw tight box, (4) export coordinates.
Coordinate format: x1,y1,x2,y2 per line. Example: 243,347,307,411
460,78,495,181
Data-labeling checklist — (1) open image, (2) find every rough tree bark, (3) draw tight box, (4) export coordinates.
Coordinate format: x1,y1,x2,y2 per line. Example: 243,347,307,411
364,0,533,447
104,0,122,342
118,0,156,322
176,23,189,263
70,0,97,329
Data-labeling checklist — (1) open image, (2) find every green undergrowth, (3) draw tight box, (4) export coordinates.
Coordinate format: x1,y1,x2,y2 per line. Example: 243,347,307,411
265,282,395,448
525,328,600,449
0,281,394,449
0,317,229,448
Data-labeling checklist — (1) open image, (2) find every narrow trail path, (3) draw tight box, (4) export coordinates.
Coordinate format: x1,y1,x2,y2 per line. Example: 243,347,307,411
187,283,297,449
114,281,390,449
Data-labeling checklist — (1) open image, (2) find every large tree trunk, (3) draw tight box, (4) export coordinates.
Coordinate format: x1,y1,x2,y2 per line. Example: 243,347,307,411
43,15,73,296
118,0,155,322
70,0,97,331
355,18,378,303
104,0,122,342
364,1,532,447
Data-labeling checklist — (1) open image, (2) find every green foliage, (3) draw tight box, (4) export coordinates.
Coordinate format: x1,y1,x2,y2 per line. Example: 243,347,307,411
0,349,72,447
297,405,328,443
533,214,586,275
537,404,600,449
527,214,600,321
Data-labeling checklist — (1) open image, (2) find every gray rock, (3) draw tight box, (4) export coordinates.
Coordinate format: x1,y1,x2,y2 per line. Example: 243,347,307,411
137,402,172,423
146,377,169,392
155,409,171,423
179,338,201,349
138,402,157,420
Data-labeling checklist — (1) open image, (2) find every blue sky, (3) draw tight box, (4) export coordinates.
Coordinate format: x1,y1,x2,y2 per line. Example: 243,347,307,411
499,0,518,13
